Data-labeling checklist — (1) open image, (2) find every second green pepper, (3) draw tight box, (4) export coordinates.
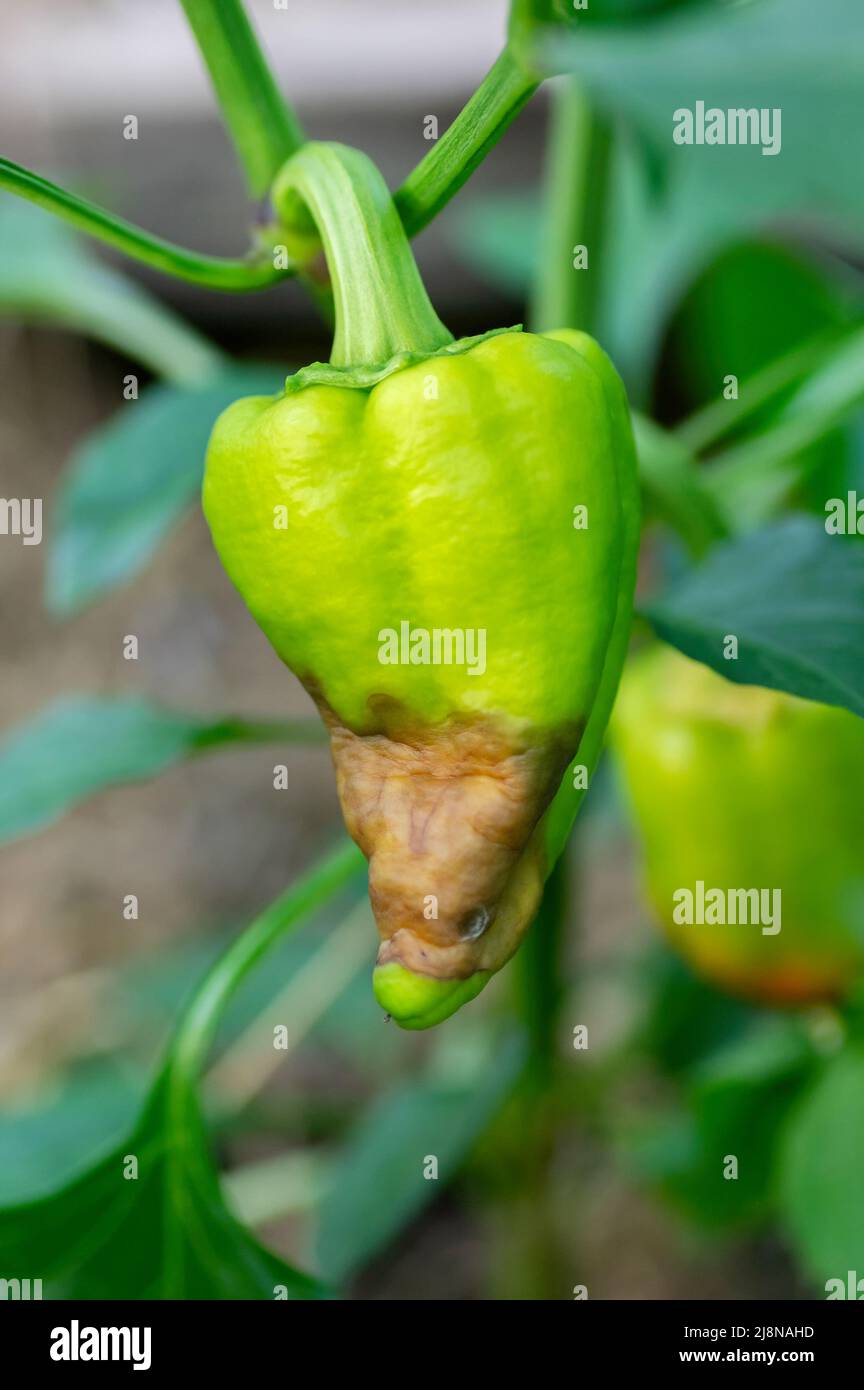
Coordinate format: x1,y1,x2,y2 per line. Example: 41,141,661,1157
612,646,864,1005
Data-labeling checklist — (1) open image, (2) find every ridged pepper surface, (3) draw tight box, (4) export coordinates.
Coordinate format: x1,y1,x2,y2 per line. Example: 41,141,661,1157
203,144,639,1027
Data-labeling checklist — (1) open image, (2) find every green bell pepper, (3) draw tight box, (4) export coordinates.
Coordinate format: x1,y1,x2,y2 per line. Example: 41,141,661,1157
203,143,639,1027
612,646,864,1005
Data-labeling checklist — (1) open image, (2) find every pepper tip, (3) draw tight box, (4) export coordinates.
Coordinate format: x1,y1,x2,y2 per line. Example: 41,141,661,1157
372,961,490,1030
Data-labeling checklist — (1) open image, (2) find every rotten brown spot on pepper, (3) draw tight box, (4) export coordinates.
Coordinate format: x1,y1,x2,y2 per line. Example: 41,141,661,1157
306,685,582,980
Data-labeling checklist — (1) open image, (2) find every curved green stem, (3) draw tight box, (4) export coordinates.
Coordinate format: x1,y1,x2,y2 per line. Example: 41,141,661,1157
0,159,291,291
167,839,364,1090
394,47,540,238
1,48,539,299
179,0,305,197
273,142,452,367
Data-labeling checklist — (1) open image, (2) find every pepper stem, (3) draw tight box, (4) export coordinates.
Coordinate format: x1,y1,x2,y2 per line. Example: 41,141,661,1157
272,142,453,369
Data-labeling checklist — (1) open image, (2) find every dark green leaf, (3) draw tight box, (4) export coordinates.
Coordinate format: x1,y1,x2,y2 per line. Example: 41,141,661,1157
0,1071,325,1300
535,0,864,228
626,1018,815,1228
0,847,363,1299
0,696,322,843
47,366,287,615
642,517,864,718
667,245,857,517
778,1047,864,1289
703,327,864,530
635,947,758,1077
632,412,727,554
506,0,864,390
667,243,850,421
316,1035,525,1284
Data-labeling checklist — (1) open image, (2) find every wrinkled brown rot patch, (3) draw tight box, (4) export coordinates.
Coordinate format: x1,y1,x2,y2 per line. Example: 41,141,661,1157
307,686,582,980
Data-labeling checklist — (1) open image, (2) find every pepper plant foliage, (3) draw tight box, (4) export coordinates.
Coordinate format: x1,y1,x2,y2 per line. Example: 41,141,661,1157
1,0,864,1297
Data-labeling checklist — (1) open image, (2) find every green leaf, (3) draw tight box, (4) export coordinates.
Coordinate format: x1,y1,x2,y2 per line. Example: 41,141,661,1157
626,1017,815,1229
667,244,857,517
534,0,864,229
506,0,864,390
0,195,222,384
666,242,851,418
0,1064,145,1207
0,844,363,1298
778,1047,864,1289
676,332,843,458
635,947,758,1077
704,326,864,530
47,365,287,614
316,1034,525,1285
509,0,697,53
690,1017,816,1091
0,696,323,844
632,412,727,555
642,516,864,718
0,1071,325,1300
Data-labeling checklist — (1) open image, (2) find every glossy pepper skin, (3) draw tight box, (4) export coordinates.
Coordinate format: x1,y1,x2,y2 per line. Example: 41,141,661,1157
612,646,864,1005
202,144,639,1029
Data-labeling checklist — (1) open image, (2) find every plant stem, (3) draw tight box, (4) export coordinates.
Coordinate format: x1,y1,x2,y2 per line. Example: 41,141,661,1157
394,47,539,238
0,159,290,291
0,46,538,296
492,857,572,1298
493,78,619,1300
513,856,568,1090
206,901,373,1105
167,840,364,1089
273,143,452,366
179,0,305,197
516,76,616,1081
532,79,612,335
192,716,328,750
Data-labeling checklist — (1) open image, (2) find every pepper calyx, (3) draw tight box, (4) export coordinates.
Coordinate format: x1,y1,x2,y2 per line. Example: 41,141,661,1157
281,324,523,395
